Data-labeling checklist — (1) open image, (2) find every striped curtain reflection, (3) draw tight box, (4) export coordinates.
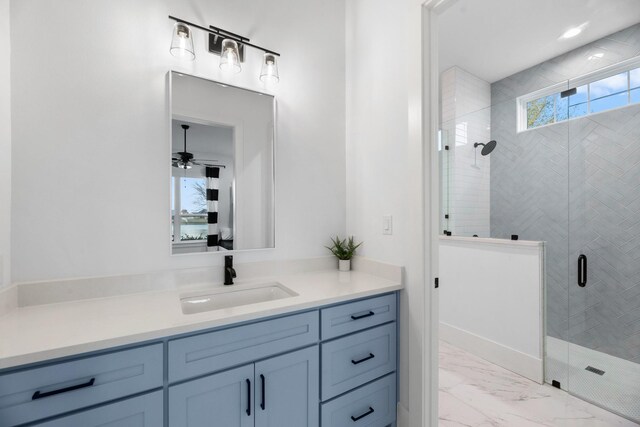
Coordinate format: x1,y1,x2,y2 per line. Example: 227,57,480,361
206,167,220,251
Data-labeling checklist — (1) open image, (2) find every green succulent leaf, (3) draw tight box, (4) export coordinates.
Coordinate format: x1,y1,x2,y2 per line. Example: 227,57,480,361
325,235,362,260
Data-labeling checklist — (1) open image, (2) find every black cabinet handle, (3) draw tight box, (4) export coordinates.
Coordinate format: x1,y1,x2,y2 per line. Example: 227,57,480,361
578,254,587,287
351,407,374,422
351,311,374,320
351,353,375,365
246,379,251,416
32,377,95,400
260,374,266,410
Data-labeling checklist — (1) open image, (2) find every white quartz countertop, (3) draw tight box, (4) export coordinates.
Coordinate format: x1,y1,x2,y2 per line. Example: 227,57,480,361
0,269,402,370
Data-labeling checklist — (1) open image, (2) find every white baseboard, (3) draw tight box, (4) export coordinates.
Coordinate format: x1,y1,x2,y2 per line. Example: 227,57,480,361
396,402,409,427
440,322,543,384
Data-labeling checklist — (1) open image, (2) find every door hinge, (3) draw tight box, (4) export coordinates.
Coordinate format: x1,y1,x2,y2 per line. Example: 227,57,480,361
434,277,439,289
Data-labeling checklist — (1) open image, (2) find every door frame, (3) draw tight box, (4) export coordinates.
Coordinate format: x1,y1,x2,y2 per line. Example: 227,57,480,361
421,1,459,426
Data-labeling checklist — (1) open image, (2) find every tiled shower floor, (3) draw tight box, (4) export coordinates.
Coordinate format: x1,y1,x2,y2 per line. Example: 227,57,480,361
439,341,639,426
546,336,640,423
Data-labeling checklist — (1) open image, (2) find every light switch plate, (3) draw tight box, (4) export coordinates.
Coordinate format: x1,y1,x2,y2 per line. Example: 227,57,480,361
383,215,393,235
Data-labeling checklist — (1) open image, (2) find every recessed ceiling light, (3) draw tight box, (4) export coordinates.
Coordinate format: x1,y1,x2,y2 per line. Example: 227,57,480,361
588,53,604,60
560,23,588,40
562,27,582,39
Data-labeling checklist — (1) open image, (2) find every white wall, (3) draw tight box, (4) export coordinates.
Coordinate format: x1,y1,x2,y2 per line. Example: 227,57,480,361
0,0,10,288
440,67,491,237
346,0,429,425
439,236,544,382
10,0,346,282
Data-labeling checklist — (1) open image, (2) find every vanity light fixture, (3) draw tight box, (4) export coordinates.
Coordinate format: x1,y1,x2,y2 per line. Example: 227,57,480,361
168,15,281,83
260,53,280,83
219,39,242,73
170,22,195,60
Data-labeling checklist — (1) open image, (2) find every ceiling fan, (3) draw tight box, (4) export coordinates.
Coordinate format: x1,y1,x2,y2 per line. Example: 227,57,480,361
172,124,226,169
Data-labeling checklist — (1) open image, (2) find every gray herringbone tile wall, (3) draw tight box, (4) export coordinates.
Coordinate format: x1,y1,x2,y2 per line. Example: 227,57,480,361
490,23,640,363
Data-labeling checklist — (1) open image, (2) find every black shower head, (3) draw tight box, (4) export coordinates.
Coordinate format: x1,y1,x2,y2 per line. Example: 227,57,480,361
474,140,497,156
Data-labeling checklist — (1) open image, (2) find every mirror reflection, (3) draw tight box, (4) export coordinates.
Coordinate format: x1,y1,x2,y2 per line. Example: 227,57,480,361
170,72,275,254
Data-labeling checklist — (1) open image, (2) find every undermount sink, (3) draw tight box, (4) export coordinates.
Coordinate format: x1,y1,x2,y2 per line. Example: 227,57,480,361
180,282,298,315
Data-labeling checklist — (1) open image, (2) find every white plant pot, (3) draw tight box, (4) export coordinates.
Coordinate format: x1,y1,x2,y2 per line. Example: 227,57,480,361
338,259,351,272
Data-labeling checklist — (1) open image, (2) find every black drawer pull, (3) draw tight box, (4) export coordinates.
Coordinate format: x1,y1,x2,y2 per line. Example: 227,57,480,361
351,353,375,365
260,374,266,410
351,311,374,320
351,406,374,422
246,379,251,416
32,377,95,400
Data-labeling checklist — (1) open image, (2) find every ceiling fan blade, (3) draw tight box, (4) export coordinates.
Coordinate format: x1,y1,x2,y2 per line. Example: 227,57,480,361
193,161,226,168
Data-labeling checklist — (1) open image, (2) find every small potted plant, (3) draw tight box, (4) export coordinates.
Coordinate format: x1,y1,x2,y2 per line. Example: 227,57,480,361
326,236,362,271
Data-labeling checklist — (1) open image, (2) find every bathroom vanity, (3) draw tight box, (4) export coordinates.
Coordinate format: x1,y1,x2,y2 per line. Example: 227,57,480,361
0,267,401,427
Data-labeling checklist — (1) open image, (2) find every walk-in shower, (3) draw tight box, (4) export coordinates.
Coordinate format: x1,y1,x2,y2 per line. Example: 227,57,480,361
440,22,640,423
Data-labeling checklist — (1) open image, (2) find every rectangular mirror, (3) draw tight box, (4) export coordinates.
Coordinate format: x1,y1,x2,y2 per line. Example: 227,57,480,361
170,72,275,254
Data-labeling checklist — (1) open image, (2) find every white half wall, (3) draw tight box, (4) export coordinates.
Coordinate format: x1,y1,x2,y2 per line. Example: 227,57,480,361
0,0,10,288
439,236,544,383
10,0,346,282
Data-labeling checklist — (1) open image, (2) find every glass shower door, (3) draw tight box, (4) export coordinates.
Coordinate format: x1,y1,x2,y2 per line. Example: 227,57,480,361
567,82,640,422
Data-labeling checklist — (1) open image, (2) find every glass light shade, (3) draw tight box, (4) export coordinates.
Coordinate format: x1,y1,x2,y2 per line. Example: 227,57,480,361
175,160,192,169
219,39,241,73
260,53,280,83
170,23,195,60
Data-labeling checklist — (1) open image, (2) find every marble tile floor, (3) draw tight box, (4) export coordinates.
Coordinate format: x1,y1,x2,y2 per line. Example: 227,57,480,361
439,341,639,426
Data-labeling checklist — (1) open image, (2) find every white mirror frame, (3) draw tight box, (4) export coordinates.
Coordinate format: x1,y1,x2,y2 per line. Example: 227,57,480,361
167,70,277,255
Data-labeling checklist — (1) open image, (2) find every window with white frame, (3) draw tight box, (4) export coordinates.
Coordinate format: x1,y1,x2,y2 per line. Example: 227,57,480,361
517,57,640,132
171,176,208,243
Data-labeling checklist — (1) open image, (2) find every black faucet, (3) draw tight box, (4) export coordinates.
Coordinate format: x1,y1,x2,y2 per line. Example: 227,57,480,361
224,255,237,285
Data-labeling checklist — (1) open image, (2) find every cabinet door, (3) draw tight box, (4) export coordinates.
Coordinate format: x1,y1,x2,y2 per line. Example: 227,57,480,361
34,391,163,427
169,364,254,427
255,346,319,427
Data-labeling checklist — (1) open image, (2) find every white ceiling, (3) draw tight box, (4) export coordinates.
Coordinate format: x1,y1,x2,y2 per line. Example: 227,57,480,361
172,120,234,159
438,0,640,83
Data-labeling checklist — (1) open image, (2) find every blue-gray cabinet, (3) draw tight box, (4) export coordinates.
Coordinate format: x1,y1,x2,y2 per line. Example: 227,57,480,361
321,374,396,427
169,364,254,427
319,294,397,427
0,292,398,427
255,346,319,427
321,323,396,400
168,346,319,427
0,344,163,427
33,391,163,427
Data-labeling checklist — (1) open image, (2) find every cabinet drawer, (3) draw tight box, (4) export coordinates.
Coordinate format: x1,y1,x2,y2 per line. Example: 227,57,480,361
169,311,319,382
34,391,163,427
321,294,396,340
0,344,163,427
321,374,396,427
321,323,396,400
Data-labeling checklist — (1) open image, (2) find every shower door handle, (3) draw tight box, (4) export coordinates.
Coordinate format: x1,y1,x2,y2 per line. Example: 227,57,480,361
578,254,587,287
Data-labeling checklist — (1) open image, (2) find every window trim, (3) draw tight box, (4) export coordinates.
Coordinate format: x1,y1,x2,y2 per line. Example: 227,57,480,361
517,55,640,133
